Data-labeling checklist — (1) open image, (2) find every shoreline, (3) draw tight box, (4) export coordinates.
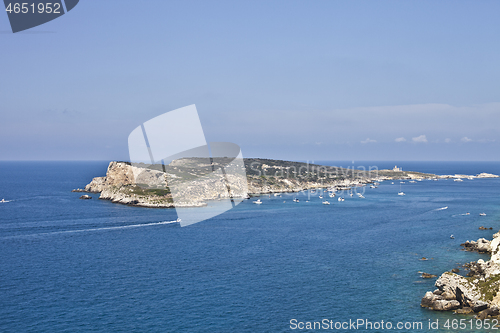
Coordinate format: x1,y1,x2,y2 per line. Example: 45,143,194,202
421,230,500,318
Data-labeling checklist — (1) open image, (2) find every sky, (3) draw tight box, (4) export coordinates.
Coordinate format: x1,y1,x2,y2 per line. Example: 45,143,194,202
1,0,500,161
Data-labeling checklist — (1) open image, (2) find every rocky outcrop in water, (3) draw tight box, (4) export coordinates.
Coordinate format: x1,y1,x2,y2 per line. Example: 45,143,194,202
422,233,500,318
461,238,492,253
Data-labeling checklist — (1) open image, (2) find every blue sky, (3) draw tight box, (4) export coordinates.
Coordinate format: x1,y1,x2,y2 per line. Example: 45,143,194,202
1,0,500,161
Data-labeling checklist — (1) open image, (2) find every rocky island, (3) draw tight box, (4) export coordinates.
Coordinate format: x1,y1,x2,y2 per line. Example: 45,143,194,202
75,159,437,208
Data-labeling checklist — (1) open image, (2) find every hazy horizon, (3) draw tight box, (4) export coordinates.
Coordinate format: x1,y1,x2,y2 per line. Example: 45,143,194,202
2,1,499,161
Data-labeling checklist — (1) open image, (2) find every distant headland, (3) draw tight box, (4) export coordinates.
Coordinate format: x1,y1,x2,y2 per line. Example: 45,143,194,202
73,159,497,208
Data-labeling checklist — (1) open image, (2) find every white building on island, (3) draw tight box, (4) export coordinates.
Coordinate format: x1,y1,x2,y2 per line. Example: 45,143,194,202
393,165,402,172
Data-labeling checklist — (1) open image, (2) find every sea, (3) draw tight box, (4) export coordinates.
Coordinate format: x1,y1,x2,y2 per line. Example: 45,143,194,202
1,161,500,332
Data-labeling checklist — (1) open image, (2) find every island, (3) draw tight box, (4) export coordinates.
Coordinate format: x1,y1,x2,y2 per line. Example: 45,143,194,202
74,159,438,208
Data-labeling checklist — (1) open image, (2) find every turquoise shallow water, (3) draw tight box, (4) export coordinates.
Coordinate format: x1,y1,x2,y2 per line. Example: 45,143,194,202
1,161,500,332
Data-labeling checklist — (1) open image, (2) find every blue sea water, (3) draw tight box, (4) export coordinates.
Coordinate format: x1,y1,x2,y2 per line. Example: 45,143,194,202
1,161,500,332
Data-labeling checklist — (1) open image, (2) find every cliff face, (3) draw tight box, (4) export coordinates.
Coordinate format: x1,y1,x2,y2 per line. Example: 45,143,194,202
84,161,164,193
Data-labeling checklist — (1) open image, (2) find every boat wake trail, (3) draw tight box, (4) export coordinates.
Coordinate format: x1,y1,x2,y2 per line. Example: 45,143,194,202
2,220,180,239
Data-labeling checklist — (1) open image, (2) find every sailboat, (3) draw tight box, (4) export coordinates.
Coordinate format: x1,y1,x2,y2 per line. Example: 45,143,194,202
398,183,405,196
253,199,262,204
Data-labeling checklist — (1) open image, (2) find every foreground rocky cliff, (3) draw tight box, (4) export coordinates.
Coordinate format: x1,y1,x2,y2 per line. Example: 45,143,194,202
76,159,436,208
421,232,500,319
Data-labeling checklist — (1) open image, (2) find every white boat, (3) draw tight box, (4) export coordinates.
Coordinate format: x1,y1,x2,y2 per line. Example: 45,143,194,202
322,201,330,205
253,199,262,204
274,193,281,197
293,198,299,203
454,178,463,182
357,193,365,199
450,235,455,239
370,185,377,189
337,197,344,202
329,192,336,198
480,213,487,216
176,218,182,223
0,198,7,203
409,180,416,183
319,195,323,199
398,183,405,196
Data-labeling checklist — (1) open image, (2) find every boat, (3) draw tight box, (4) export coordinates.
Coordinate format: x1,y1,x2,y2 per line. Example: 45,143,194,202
0,198,6,203
398,183,405,196
409,180,417,183
450,235,455,239
322,201,330,205
253,199,262,204
465,212,470,215
337,197,344,202
454,178,463,182
329,192,336,198
357,193,365,199
480,213,487,216
274,193,281,197
176,218,182,223
391,182,394,184
319,195,323,199
370,185,377,189
293,198,299,203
